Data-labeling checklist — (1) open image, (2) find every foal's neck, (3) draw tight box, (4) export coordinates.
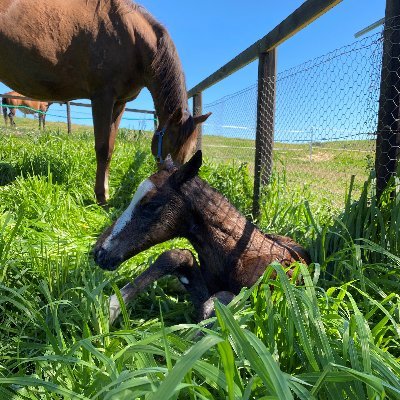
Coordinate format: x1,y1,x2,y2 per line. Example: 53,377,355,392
183,178,259,264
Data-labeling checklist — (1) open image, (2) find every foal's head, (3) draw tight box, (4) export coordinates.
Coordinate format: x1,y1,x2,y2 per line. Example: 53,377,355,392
152,108,211,165
94,151,203,271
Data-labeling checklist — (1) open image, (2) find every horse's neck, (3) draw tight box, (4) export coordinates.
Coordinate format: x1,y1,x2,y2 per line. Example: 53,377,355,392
144,27,188,126
183,179,260,269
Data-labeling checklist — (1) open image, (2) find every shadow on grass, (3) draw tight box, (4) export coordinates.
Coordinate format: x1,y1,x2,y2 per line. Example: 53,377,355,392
109,150,150,210
0,162,17,186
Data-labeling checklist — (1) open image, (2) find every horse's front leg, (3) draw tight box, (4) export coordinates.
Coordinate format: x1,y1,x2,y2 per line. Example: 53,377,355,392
109,249,196,324
40,114,46,130
8,110,15,127
2,107,7,126
92,94,125,205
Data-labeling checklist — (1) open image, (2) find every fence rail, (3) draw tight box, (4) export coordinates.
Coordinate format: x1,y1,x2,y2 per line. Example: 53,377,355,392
1,94,157,133
188,0,400,214
188,0,342,98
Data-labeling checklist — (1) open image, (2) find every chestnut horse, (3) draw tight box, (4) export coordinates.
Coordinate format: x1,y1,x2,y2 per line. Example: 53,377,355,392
94,151,310,323
2,91,51,129
0,0,210,204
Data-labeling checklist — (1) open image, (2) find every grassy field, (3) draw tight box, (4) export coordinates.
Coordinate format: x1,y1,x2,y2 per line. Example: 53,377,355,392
203,134,375,207
0,119,399,399
7,117,375,206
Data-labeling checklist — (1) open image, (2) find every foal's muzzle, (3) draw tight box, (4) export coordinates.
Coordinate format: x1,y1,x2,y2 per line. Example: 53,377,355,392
93,247,121,271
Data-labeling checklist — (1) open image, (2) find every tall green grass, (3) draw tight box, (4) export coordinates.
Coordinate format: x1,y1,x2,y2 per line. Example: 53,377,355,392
0,127,399,399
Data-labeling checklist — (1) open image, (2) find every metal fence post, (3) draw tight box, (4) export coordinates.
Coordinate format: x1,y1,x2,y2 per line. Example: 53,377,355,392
375,0,400,198
153,112,158,131
252,49,277,218
66,102,72,134
193,92,203,151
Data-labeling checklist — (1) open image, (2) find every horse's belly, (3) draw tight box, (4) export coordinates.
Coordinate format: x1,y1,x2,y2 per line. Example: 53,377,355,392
0,0,133,100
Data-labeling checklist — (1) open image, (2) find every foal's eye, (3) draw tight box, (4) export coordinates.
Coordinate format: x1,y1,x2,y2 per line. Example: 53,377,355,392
142,203,163,215
152,205,163,214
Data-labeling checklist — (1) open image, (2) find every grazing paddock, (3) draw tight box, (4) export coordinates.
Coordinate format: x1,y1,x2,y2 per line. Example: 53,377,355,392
0,0,398,396
203,135,375,205
2,117,375,208
0,121,398,399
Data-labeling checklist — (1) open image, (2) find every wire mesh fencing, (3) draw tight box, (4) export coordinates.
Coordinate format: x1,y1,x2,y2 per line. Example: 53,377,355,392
201,28,396,208
375,15,400,197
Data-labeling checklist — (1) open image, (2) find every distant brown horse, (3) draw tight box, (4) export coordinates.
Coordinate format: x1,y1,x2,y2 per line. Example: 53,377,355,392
0,0,210,204
2,91,51,129
94,151,310,323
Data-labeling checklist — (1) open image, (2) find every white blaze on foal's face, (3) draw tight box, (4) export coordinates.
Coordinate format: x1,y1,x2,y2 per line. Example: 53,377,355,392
102,179,155,250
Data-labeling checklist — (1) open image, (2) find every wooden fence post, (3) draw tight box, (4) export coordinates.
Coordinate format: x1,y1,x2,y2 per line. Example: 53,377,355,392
252,49,277,218
375,0,400,198
66,101,72,134
193,92,203,151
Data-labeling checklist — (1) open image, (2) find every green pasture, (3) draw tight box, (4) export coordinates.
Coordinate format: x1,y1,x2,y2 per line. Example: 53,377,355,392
5,117,375,206
0,118,399,399
202,135,375,206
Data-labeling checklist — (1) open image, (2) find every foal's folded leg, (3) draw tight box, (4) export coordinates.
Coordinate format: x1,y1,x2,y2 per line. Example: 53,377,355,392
190,291,235,338
199,291,235,321
109,249,197,324
170,267,235,322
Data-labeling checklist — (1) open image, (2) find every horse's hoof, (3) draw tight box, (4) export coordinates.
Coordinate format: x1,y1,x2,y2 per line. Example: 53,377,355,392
96,194,109,208
98,200,109,209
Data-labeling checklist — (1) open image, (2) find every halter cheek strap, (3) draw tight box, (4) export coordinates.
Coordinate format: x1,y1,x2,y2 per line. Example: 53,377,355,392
155,127,167,163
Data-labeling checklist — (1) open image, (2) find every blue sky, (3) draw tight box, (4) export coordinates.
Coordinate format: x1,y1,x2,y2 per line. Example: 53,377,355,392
0,0,386,130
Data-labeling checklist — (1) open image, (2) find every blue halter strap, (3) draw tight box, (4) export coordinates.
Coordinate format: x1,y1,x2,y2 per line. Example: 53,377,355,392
155,127,167,163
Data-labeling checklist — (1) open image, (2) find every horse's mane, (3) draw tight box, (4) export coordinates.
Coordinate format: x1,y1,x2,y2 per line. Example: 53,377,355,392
116,4,187,120
93,0,188,119
146,16,188,117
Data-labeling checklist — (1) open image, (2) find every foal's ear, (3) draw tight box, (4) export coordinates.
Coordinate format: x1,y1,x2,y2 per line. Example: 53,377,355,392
170,150,202,187
162,154,176,172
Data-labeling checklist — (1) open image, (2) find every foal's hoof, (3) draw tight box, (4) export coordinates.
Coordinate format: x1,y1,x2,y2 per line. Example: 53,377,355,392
199,291,235,321
109,293,122,325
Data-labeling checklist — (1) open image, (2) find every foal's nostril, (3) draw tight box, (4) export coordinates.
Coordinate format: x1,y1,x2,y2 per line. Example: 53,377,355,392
94,247,106,265
93,247,121,271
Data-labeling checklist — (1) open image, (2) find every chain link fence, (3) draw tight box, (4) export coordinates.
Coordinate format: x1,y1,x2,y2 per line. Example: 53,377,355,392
201,27,397,207
375,15,400,196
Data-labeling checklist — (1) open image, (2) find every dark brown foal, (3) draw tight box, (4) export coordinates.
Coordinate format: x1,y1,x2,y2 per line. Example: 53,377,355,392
94,151,310,323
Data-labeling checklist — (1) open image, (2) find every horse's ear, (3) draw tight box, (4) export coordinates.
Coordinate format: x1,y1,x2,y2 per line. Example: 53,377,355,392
170,150,202,187
193,112,211,125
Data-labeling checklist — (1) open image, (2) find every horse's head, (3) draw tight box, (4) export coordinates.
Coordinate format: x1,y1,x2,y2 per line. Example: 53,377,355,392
93,151,203,271
151,108,211,165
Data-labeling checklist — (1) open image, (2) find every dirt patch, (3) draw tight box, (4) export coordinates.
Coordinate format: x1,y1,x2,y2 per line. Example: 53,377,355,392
305,152,334,162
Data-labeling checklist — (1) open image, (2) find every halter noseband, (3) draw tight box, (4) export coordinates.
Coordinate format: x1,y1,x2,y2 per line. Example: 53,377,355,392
155,127,167,163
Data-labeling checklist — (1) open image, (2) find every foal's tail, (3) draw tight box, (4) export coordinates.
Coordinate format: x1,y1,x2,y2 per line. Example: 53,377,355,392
1,97,7,125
